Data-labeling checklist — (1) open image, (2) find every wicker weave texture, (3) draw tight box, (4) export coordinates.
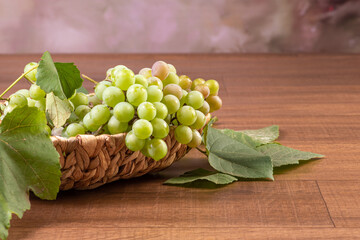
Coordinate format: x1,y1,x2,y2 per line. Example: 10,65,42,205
52,130,188,190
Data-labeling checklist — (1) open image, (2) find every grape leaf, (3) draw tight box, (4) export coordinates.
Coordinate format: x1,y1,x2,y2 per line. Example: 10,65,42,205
219,129,258,148
76,86,89,94
257,143,324,167
164,168,237,187
240,125,279,146
205,126,273,180
36,51,83,100
0,106,61,239
46,93,73,128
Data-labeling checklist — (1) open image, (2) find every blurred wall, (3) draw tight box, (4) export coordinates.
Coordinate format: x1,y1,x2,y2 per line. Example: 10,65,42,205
0,0,359,53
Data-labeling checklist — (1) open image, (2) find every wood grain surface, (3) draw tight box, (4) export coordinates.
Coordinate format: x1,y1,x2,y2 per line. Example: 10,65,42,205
1,54,360,240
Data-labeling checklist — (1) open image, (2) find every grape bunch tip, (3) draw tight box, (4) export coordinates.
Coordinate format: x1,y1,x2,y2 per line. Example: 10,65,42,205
0,60,223,162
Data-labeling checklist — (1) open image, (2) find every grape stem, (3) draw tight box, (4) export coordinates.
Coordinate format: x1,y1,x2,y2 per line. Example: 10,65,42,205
196,147,208,156
24,75,35,84
82,74,99,85
0,65,38,98
93,124,106,136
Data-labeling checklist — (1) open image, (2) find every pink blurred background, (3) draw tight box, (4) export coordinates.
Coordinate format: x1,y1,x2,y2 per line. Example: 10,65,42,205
1,0,359,53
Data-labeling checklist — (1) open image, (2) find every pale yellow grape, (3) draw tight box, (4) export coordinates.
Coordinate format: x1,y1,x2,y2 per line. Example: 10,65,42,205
167,64,176,74
191,78,205,90
163,72,179,86
163,84,183,100
198,100,210,115
152,61,169,80
205,79,220,96
139,67,152,78
148,76,163,90
187,129,202,148
206,96,222,112
194,84,210,98
179,75,192,90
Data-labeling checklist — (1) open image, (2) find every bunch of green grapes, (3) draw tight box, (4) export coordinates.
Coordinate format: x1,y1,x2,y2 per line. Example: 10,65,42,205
0,61,222,161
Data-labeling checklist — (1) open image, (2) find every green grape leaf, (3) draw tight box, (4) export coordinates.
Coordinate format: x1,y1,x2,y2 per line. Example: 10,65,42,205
257,143,324,167
46,93,73,128
36,51,83,100
205,126,273,180
219,129,258,148
76,86,89,94
239,125,279,146
164,168,237,187
0,106,61,239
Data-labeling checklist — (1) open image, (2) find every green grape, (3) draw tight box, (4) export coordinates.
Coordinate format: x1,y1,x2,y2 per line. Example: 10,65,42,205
87,93,102,106
168,64,176,74
187,129,202,148
70,92,89,108
152,61,169,81
205,79,219,96
164,114,172,124
175,125,193,144
133,119,153,139
186,91,204,109
29,84,46,100
141,138,152,157
137,102,157,121
190,110,206,129
138,67,152,78
16,89,30,98
179,75,192,90
102,86,125,107
147,138,168,161
134,74,148,88
114,68,135,90
146,85,163,102
153,102,168,119
191,78,205,90
45,125,51,135
194,84,210,98
65,123,86,137
161,94,180,114
83,113,101,132
94,81,111,100
75,105,91,120
113,102,134,122
3,105,15,115
107,116,128,134
24,62,38,82
106,67,113,79
111,65,128,80
126,84,147,106
179,90,188,106
148,76,163,90
163,84,182,100
198,100,210,115
35,98,46,111
9,94,27,108
177,106,197,126
206,96,222,112
162,72,179,86
90,104,111,125
27,98,36,107
125,130,146,151
151,118,169,139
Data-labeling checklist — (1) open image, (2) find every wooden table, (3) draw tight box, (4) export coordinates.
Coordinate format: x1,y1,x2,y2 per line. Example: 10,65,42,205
2,54,360,239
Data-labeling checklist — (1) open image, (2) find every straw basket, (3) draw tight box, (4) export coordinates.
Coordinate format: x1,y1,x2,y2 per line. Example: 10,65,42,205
52,129,189,190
